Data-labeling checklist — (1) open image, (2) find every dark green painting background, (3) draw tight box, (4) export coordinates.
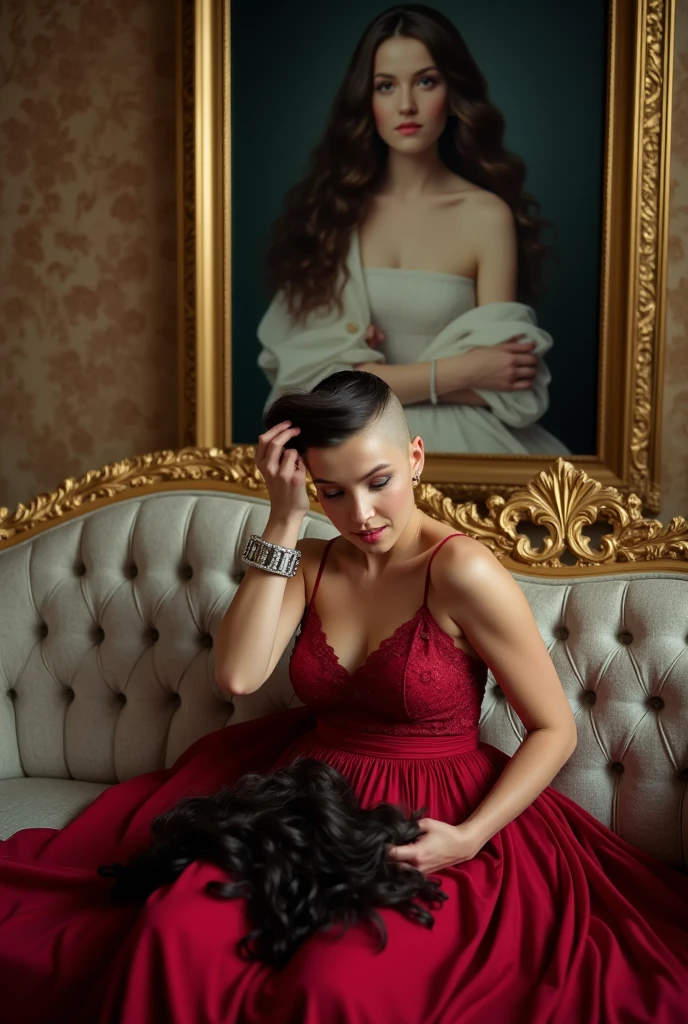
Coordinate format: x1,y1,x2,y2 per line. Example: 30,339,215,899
229,0,608,453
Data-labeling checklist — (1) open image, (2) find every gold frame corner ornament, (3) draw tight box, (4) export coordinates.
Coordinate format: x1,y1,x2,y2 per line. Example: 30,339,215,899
416,457,688,570
176,0,674,512
1,452,687,572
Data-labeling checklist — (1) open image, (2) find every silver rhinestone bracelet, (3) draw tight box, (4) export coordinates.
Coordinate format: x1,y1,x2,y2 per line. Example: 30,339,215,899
241,534,302,578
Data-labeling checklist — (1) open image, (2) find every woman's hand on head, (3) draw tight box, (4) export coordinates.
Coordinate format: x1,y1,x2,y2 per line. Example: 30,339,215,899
255,421,310,524
457,336,538,392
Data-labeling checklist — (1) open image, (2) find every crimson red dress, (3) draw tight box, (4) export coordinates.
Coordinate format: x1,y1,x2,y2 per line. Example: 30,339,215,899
1,533,687,1023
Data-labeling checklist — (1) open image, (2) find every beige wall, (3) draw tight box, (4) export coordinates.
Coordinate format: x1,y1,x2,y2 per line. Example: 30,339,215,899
1,1,687,521
0,0,177,509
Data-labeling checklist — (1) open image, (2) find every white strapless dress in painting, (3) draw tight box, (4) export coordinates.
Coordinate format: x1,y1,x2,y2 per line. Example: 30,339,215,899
363,267,568,455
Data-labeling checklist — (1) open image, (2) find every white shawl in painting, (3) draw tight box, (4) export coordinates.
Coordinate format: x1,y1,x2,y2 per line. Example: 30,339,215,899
257,233,568,455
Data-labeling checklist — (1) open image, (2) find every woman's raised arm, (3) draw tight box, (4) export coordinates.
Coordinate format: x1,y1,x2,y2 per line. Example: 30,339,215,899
214,422,315,698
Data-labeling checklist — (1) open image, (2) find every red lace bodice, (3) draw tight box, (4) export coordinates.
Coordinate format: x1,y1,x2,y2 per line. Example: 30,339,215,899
289,533,488,736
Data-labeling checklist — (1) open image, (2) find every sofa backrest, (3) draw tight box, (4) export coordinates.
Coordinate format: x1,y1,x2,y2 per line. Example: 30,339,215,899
0,491,334,784
481,571,688,869
1,479,687,870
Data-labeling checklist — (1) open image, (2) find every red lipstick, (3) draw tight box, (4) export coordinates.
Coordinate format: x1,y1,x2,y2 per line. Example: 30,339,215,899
356,526,387,544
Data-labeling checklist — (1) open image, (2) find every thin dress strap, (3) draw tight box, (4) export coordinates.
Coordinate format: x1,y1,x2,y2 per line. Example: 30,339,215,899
423,533,465,606
310,536,338,606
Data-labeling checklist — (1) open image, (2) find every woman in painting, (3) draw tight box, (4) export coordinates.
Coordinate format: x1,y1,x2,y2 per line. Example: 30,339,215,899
258,3,569,455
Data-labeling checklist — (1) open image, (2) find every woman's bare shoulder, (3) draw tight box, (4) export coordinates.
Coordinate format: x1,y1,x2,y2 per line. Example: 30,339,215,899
431,532,508,597
292,536,335,595
462,188,514,225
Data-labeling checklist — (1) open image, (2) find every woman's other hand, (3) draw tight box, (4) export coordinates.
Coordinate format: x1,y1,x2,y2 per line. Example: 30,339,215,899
255,422,310,524
457,336,538,392
365,324,386,350
387,818,481,874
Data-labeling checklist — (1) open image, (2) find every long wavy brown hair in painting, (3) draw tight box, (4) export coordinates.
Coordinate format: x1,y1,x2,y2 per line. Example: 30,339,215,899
266,3,548,322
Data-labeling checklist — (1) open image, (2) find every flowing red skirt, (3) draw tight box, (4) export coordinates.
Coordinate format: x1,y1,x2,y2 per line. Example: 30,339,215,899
1,707,687,1024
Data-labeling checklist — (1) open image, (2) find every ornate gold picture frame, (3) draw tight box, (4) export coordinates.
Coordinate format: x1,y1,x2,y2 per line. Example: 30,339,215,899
176,0,674,511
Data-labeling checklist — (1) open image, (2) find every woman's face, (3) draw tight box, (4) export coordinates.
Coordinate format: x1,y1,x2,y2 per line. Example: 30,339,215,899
306,427,423,552
371,35,448,156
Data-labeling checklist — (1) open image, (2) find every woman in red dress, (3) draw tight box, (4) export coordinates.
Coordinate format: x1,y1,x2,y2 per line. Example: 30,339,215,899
1,368,687,1024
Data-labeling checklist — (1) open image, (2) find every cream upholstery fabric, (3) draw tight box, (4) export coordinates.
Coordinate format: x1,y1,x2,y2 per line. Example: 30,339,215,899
481,573,688,869
0,490,686,871
0,493,334,836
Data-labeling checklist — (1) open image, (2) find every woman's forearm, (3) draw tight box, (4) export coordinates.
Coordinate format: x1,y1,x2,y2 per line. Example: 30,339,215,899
439,389,489,407
355,355,478,406
461,726,577,848
214,516,303,697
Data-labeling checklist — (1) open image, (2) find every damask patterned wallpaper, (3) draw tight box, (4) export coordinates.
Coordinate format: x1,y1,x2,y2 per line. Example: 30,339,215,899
0,1,687,521
0,0,178,510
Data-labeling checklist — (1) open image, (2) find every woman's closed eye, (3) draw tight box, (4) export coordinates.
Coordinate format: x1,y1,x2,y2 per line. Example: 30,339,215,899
321,477,391,500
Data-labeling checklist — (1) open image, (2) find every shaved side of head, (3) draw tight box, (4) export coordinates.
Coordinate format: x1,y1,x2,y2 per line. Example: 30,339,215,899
373,390,412,452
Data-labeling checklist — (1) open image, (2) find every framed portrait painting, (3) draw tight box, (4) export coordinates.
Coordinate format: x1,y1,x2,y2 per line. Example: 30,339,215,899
176,0,674,509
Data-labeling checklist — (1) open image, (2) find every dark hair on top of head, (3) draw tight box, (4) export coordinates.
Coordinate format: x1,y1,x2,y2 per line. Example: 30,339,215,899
265,370,407,456
97,759,446,968
266,3,548,320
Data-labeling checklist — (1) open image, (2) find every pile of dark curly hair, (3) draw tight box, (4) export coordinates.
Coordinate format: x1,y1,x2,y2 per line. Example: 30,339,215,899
98,758,447,967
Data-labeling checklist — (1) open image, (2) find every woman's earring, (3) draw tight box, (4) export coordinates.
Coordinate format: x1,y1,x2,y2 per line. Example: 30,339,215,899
412,474,420,488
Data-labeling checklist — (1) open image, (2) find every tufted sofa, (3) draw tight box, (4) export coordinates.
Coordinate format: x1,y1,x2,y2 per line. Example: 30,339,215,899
0,451,687,872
